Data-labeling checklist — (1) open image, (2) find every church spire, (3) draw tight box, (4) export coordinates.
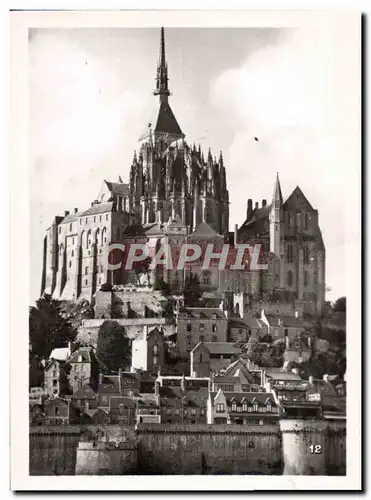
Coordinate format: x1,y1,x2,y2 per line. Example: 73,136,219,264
272,172,283,207
154,27,170,102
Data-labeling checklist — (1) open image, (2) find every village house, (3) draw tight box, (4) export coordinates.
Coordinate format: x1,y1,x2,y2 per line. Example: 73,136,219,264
210,358,263,392
260,310,306,341
109,396,136,425
190,342,241,377
131,326,165,374
44,359,67,399
228,315,266,343
70,383,98,411
68,346,99,393
207,389,279,425
159,386,208,424
44,398,83,425
176,307,228,359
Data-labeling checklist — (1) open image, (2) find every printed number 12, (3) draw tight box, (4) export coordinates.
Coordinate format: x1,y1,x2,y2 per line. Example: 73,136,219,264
309,445,322,454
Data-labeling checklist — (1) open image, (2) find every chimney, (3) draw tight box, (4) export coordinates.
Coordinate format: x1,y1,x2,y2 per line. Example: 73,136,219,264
262,199,267,207
309,375,314,384
91,202,94,207
74,208,78,214
323,374,329,383
255,202,259,210
247,199,253,219
234,224,238,245
64,210,70,217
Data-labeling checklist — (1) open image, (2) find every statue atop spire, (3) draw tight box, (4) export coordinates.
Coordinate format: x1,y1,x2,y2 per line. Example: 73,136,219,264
154,27,170,102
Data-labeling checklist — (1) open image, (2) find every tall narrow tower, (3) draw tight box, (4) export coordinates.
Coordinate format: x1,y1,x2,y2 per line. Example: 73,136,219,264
269,173,283,256
154,27,170,103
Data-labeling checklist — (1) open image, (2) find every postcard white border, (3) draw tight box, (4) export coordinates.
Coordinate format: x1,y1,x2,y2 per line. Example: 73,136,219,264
10,7,362,491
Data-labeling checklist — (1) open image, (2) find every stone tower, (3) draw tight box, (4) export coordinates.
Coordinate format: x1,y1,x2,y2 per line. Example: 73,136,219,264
269,173,283,258
237,174,326,316
128,28,229,235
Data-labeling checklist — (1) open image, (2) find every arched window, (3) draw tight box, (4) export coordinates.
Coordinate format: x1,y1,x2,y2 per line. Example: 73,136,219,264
101,227,107,246
304,271,309,287
304,213,308,230
296,211,301,229
87,230,92,249
59,244,64,256
287,244,294,263
95,228,100,245
287,212,292,229
287,270,294,286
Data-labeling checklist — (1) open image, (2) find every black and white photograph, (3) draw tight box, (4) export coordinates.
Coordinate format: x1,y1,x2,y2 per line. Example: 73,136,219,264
9,8,361,491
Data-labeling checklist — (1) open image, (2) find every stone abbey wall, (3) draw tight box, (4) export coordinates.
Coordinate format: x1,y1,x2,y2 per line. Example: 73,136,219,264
29,420,345,476
137,424,282,475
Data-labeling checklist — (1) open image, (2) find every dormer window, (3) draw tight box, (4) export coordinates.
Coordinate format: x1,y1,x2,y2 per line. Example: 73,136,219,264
253,403,258,412
242,404,248,412
232,403,237,412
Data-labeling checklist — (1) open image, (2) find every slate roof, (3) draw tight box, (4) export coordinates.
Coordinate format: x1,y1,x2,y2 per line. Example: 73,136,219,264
229,316,263,329
190,221,219,237
159,387,208,408
139,100,183,141
98,375,121,394
105,181,129,197
71,384,96,400
60,213,81,224
194,342,241,356
240,204,271,228
264,370,302,381
80,202,113,217
212,391,276,406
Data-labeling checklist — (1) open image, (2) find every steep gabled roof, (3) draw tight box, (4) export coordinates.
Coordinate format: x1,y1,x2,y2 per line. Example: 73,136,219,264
105,181,129,197
283,186,314,211
80,202,113,217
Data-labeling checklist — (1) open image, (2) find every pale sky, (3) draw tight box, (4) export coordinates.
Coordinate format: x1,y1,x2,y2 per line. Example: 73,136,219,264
30,26,350,305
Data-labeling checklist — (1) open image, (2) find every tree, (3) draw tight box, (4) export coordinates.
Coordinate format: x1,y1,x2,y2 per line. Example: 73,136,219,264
96,321,131,372
29,294,77,359
333,297,346,312
184,272,202,306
